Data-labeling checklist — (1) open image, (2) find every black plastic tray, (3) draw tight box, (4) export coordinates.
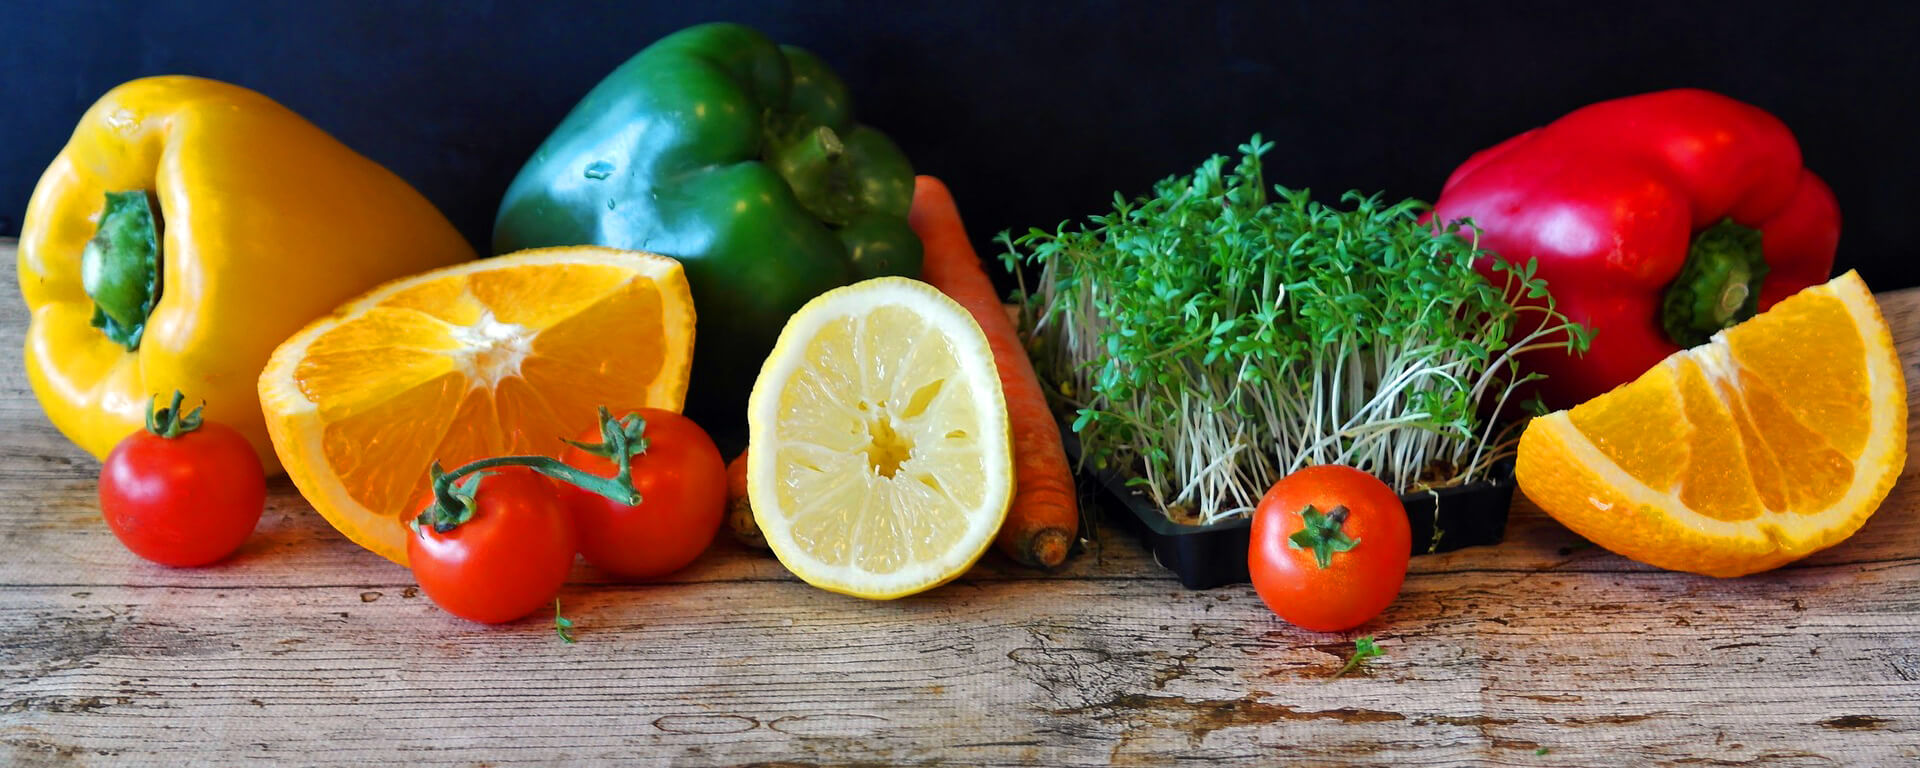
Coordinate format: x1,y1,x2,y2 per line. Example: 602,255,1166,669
1069,436,1516,589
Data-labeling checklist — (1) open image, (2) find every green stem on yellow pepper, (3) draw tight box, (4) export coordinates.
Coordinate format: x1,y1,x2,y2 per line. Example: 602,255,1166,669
81,190,163,351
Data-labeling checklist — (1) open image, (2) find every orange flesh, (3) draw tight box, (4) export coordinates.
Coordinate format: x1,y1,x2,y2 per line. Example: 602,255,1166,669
1725,291,1869,457
1569,363,1688,491
1673,362,1763,522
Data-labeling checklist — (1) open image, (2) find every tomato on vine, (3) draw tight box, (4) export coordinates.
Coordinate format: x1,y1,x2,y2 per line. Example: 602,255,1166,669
99,392,265,567
407,468,576,625
1248,465,1411,632
406,408,645,625
559,408,725,579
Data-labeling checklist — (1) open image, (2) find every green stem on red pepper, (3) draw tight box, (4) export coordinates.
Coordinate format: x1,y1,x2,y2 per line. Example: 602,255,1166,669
413,407,646,534
1660,218,1769,348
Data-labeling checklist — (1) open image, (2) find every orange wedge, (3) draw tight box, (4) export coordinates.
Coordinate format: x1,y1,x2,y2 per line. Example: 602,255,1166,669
259,246,695,565
1518,271,1906,577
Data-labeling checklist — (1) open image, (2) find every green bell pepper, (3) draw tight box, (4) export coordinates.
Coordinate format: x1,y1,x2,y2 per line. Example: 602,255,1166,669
493,22,921,447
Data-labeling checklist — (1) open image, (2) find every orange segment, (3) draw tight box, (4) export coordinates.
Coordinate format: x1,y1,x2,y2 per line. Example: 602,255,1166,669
1672,361,1764,523
1717,379,1789,514
1518,271,1906,577
1724,286,1871,457
1567,362,1687,491
1736,370,1856,512
259,246,695,565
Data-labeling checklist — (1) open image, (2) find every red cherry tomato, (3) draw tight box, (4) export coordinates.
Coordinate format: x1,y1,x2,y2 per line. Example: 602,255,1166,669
407,468,577,624
99,414,265,567
559,408,726,579
1248,465,1411,632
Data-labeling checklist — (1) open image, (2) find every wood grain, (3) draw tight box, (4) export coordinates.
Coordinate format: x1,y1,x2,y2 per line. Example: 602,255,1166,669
2,237,1917,766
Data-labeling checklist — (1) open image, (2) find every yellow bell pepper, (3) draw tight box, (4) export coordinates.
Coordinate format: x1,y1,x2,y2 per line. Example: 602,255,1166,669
18,76,475,473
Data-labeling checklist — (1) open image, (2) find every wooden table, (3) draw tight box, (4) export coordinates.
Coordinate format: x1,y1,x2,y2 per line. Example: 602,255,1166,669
2,237,1917,766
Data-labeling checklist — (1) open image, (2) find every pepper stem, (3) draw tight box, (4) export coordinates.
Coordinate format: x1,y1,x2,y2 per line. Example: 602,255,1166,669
145,391,204,439
413,407,645,534
81,190,163,351
1287,504,1362,570
767,124,853,225
1659,218,1768,348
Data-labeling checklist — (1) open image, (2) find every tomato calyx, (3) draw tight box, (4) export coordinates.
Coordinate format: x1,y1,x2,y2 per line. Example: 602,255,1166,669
412,407,645,534
1287,504,1362,569
144,390,204,439
563,407,649,460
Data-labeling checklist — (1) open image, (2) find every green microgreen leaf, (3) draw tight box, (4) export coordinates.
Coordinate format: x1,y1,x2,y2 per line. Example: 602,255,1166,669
1331,636,1384,679
554,599,576,644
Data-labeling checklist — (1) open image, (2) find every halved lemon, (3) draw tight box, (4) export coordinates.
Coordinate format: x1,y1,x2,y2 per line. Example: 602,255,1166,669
747,277,1013,599
259,246,695,565
1518,271,1906,577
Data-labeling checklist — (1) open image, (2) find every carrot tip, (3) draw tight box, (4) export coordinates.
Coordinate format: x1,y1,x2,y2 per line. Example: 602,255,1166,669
1028,528,1073,568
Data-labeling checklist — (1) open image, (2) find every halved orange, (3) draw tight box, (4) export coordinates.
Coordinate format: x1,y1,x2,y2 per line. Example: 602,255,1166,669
1518,271,1906,577
259,246,695,565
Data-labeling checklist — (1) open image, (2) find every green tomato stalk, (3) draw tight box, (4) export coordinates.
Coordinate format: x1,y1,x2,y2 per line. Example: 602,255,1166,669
413,407,646,534
144,390,203,439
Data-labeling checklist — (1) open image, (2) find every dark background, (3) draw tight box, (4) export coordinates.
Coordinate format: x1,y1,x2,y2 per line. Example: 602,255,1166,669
6,0,1918,290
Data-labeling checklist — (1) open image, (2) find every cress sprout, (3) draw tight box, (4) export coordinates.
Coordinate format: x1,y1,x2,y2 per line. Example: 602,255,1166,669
1002,136,1590,525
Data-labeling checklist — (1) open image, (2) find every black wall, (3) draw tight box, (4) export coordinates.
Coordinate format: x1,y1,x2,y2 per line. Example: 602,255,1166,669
6,1,1918,291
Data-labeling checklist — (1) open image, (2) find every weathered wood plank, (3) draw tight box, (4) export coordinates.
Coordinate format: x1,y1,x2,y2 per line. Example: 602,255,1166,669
3,237,1919,766
5,563,1919,765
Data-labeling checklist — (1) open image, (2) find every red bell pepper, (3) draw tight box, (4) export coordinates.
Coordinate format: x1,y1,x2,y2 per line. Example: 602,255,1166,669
1430,88,1840,407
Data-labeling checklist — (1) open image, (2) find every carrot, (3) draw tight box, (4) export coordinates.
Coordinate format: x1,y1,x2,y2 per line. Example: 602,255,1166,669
909,175,1079,568
724,450,767,550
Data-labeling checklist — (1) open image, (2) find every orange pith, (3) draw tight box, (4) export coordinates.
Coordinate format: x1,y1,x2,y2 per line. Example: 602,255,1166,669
1517,271,1906,577
260,247,695,565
